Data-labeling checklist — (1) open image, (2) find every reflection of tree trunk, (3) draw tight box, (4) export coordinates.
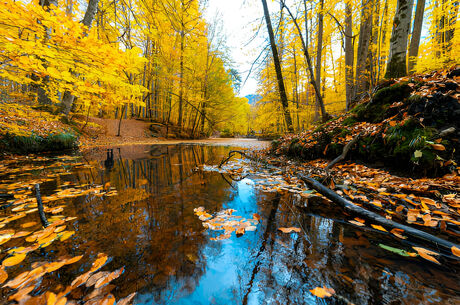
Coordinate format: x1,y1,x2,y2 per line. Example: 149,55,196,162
242,194,280,305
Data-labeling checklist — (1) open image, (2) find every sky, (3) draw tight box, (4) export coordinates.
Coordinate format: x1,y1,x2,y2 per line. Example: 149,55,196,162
203,0,268,97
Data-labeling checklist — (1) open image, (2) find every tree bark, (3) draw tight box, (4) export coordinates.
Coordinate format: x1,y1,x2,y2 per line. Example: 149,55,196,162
280,0,328,122
344,1,354,110
385,0,414,78
61,0,100,116
408,0,425,73
261,0,294,133
354,0,373,100
314,0,324,121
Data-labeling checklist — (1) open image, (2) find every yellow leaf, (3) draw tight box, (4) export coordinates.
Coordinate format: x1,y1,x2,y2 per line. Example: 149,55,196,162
371,224,387,232
2,253,27,267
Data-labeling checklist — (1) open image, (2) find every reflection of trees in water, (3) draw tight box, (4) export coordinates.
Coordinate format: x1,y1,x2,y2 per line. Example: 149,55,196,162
242,193,460,305
61,145,234,301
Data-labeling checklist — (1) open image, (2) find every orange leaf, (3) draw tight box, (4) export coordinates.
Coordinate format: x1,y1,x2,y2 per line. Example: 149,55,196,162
90,253,108,273
430,143,445,151
0,267,8,284
412,247,440,264
309,286,335,298
2,253,27,267
253,213,261,221
452,246,460,257
389,121,397,127
278,227,301,233
117,292,136,305
371,224,387,232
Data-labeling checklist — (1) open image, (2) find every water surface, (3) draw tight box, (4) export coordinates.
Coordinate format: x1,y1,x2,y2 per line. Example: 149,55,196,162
0,143,459,304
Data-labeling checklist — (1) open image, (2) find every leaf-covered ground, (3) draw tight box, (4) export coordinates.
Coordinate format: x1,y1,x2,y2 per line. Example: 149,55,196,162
273,67,460,177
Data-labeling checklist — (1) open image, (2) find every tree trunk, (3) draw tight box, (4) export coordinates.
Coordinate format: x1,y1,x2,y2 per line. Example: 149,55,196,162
408,0,426,73
385,0,414,78
345,1,354,110
354,0,373,100
314,0,324,121
261,0,294,133
61,0,100,116
280,0,328,122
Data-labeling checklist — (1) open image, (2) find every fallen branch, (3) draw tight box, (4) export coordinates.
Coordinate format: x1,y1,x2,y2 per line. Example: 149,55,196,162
325,132,362,172
298,174,460,256
218,150,252,168
35,184,49,228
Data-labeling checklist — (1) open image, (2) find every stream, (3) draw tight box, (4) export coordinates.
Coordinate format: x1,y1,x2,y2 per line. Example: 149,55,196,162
0,141,459,304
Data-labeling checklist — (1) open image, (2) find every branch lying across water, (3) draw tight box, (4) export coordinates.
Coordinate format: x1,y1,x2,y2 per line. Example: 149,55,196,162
298,174,460,257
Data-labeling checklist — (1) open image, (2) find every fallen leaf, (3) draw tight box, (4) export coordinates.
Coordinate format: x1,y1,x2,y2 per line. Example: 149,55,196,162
2,253,27,267
0,267,8,284
309,286,335,298
117,292,136,305
412,247,441,264
278,227,301,233
90,253,108,273
371,224,388,232
451,246,460,257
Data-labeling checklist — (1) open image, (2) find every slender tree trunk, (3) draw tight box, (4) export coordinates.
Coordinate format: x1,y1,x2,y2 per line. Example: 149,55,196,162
314,0,324,121
261,0,294,132
385,0,414,78
408,0,425,73
61,0,100,116
280,0,328,122
354,0,373,100
345,1,354,110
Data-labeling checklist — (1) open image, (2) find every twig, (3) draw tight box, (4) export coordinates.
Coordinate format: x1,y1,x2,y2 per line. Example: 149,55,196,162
324,132,362,172
218,150,252,168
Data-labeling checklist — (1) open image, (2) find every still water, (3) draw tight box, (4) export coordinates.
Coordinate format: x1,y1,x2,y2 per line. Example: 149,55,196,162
0,143,459,304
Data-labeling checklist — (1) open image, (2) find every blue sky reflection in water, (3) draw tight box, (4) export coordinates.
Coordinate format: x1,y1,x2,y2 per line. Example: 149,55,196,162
1,144,458,304
137,178,262,305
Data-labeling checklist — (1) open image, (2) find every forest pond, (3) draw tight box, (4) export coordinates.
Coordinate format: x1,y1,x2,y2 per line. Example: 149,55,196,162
0,142,459,304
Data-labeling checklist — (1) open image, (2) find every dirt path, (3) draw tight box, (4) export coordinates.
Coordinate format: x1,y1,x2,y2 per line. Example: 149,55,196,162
79,117,270,150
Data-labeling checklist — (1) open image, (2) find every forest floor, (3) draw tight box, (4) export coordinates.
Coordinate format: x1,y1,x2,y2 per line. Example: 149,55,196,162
78,117,269,150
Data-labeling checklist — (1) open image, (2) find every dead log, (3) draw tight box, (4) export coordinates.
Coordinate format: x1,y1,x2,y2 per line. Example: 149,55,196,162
298,174,460,256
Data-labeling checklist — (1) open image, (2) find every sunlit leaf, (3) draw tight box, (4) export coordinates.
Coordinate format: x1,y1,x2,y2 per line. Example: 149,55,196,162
90,253,108,273
309,286,335,298
412,247,441,264
378,244,410,256
2,253,27,267
371,224,387,232
452,246,460,257
278,227,301,233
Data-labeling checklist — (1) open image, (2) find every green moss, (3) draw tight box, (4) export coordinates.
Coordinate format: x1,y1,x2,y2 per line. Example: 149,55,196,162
353,83,412,123
0,131,78,153
342,116,357,126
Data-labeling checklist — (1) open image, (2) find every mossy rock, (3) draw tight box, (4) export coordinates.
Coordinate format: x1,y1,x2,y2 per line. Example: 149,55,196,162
353,83,412,123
